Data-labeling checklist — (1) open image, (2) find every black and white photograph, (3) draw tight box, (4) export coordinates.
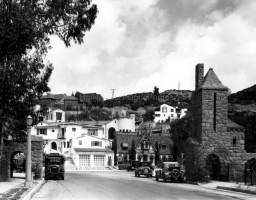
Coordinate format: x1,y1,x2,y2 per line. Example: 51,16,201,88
0,0,256,200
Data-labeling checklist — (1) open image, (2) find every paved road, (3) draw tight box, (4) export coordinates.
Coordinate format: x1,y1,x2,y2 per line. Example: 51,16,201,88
33,171,255,200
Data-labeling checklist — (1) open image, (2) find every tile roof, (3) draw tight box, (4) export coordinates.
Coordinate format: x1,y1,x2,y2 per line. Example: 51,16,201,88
75,121,110,126
116,132,173,155
201,68,228,90
74,147,113,153
64,96,78,100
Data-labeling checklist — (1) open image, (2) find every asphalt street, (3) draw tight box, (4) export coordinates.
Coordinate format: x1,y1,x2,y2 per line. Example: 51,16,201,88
33,171,255,200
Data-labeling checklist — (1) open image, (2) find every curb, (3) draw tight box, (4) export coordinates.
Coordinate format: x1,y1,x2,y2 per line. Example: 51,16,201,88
216,186,256,195
185,181,201,185
22,179,45,200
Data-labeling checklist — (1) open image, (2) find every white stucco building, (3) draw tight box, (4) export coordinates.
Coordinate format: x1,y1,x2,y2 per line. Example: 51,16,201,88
154,104,187,123
31,121,114,169
103,114,136,139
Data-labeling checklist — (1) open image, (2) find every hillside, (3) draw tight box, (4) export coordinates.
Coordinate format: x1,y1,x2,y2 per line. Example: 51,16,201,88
228,85,256,152
103,89,192,110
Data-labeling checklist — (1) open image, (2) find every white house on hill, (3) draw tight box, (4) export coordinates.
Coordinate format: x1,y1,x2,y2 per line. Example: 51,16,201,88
154,104,187,123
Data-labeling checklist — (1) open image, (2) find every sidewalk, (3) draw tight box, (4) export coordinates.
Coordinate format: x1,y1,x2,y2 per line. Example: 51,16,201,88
0,177,44,200
190,180,256,195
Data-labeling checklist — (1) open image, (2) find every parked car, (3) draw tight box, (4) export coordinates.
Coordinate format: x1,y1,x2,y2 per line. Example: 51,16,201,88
127,160,139,171
155,162,185,183
44,151,66,180
135,161,153,178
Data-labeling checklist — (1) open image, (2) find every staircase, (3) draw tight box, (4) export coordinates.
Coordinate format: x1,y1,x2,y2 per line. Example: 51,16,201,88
65,157,77,171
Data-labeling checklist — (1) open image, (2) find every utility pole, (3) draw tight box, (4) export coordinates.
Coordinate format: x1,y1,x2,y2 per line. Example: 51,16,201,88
111,89,116,99
111,89,115,120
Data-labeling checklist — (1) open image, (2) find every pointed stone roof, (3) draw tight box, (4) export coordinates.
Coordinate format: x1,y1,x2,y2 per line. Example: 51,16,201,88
201,68,228,90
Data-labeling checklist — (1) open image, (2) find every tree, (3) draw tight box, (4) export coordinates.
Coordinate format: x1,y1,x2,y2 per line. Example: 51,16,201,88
130,140,136,161
0,0,98,159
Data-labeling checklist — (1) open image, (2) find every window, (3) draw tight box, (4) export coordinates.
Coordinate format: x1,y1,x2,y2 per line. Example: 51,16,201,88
91,141,102,147
72,128,76,132
51,114,53,120
171,114,174,117
155,114,160,117
232,137,237,147
161,144,167,149
56,112,62,121
37,129,47,135
162,107,167,113
79,140,82,145
67,142,70,148
89,129,98,136
63,142,66,148
121,143,128,150
171,109,174,112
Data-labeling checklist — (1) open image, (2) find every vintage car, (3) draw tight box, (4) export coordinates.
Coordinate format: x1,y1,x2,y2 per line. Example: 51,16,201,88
135,161,153,178
155,162,185,183
127,160,139,171
44,151,66,180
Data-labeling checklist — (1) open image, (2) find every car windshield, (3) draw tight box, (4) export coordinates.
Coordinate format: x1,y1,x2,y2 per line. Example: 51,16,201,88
46,157,63,164
163,162,180,168
139,162,150,167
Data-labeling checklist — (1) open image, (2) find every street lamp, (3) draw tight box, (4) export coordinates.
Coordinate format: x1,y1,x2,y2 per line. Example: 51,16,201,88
25,115,33,187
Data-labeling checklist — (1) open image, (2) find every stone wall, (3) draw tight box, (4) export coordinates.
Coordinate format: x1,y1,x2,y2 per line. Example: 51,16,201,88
0,136,43,181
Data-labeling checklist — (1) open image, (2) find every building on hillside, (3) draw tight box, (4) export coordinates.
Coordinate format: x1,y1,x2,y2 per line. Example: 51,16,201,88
136,107,146,116
111,106,130,118
154,104,187,123
185,64,256,182
116,122,173,165
39,93,79,111
75,92,103,106
44,108,65,122
103,114,136,140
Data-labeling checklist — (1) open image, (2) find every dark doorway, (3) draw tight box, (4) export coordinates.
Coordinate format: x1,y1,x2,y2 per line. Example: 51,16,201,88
51,142,57,150
10,151,25,179
143,155,148,162
206,154,220,180
108,127,116,140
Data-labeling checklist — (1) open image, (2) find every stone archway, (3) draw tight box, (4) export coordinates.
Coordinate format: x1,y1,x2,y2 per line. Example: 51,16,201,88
206,154,220,180
10,151,25,178
51,142,57,150
108,127,116,140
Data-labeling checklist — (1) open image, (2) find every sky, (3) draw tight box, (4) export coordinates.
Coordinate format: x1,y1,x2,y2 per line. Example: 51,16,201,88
46,0,256,99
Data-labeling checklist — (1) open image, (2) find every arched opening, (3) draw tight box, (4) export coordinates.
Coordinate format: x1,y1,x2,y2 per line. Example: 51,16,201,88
108,127,116,140
10,151,26,179
206,154,220,180
51,142,57,150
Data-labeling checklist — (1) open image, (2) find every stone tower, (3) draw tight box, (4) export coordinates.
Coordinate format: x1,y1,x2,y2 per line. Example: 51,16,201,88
194,64,229,141
185,63,256,182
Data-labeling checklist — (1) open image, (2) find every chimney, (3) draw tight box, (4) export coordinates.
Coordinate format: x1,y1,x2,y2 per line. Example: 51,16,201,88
195,63,204,90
